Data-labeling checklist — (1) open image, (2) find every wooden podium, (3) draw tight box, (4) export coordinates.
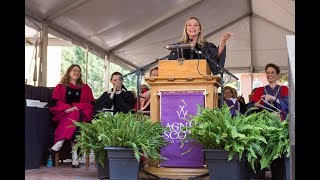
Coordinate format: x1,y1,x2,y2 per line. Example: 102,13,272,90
145,59,221,123
143,59,220,179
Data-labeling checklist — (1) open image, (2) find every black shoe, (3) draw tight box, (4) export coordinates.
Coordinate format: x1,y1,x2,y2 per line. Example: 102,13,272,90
72,165,80,168
48,148,57,155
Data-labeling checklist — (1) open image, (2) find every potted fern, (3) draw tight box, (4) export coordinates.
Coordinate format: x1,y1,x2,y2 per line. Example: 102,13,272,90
256,111,290,180
73,111,168,180
183,104,290,179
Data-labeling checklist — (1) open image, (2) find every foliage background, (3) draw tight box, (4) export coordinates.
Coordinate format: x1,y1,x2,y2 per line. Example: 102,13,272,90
61,46,137,98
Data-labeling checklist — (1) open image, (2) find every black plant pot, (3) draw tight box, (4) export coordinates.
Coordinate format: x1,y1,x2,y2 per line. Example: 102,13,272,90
270,155,290,180
104,146,140,180
204,149,264,180
97,153,109,180
241,158,266,180
285,157,290,180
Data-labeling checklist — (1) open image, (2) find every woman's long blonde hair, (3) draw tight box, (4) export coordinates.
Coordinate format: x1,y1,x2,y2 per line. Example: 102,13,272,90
180,17,205,47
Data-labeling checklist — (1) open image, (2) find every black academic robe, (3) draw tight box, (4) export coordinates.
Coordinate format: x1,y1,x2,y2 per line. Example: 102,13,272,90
94,86,135,115
168,42,226,75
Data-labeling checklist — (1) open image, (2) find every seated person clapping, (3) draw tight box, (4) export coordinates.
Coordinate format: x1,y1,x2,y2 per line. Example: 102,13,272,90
94,72,135,114
247,63,288,120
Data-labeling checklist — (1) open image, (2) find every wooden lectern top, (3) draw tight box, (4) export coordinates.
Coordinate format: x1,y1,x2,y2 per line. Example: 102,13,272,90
145,59,221,123
158,59,211,78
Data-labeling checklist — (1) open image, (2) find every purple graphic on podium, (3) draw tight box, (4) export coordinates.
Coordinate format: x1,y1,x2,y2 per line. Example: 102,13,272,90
160,91,205,167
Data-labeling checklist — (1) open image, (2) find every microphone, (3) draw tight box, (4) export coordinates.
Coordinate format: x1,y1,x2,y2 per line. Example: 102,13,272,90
164,43,194,50
188,38,194,51
188,38,195,58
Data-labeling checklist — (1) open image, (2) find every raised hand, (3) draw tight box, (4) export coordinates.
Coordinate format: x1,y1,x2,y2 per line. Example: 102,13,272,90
218,32,234,58
221,32,234,43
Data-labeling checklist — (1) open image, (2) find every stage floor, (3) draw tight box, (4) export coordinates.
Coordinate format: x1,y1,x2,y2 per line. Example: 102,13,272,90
25,152,272,180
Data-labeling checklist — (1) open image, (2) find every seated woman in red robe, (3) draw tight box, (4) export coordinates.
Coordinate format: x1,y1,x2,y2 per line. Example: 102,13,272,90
94,71,135,114
247,63,289,120
48,64,95,168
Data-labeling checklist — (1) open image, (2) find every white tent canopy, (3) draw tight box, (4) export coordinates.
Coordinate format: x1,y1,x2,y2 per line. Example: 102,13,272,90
25,0,295,74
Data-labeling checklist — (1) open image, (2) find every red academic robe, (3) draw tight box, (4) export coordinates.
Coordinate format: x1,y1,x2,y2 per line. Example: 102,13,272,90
49,83,95,143
250,85,289,120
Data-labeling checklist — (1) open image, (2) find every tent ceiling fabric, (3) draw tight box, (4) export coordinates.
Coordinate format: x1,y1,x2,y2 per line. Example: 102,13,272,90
25,0,295,73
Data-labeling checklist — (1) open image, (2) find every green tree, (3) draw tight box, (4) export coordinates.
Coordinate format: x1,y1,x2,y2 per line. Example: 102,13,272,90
278,73,288,82
109,63,137,93
87,53,104,98
62,46,104,98
61,47,76,75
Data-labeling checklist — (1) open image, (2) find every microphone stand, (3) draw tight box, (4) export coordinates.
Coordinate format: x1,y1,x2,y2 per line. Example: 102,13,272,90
193,50,239,108
123,56,175,180
123,55,169,111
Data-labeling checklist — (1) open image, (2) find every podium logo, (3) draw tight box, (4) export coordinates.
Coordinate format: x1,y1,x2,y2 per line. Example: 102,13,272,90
163,122,191,142
163,99,195,143
176,99,188,119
